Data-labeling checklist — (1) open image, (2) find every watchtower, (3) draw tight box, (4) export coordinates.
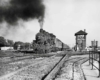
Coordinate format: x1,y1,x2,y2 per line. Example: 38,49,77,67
75,29,87,51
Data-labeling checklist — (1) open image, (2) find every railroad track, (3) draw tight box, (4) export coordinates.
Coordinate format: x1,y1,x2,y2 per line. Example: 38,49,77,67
0,55,37,68
0,55,37,64
0,53,59,65
0,55,48,79
0,53,88,80
44,56,88,80
0,54,63,80
72,58,87,80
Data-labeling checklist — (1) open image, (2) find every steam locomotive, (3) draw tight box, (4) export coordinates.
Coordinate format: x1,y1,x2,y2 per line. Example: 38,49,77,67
32,29,69,53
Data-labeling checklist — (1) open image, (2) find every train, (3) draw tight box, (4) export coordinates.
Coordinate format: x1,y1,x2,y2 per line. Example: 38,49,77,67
32,29,70,53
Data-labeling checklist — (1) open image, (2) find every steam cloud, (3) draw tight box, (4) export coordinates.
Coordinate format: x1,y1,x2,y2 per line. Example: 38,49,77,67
38,16,44,29
0,0,45,25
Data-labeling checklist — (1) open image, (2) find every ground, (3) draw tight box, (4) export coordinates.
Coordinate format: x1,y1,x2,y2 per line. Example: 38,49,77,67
0,51,99,80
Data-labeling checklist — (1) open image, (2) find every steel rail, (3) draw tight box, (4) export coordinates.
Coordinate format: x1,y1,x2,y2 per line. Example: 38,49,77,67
43,55,88,80
72,58,88,80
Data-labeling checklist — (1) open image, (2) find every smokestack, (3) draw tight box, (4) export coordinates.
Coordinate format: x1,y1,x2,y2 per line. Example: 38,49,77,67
84,29,86,32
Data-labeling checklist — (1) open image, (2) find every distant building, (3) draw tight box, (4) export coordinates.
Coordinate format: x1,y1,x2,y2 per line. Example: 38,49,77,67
75,29,87,51
1,47,13,50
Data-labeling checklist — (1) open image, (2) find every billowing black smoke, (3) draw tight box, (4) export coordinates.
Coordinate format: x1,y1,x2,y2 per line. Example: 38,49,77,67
0,0,45,25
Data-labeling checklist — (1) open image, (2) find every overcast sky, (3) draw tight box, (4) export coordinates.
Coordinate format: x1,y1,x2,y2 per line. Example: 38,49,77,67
44,0,100,47
0,0,100,47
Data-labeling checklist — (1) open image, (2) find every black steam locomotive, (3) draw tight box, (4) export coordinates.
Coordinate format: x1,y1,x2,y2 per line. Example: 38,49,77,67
32,29,69,53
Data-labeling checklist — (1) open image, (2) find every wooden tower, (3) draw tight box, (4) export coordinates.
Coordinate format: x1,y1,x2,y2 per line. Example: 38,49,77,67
75,29,87,51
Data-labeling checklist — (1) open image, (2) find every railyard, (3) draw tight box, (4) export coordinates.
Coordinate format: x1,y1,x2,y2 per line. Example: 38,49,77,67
0,51,97,80
0,0,99,80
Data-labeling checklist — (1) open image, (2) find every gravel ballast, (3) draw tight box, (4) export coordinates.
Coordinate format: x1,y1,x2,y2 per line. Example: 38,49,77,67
55,56,88,80
0,56,62,80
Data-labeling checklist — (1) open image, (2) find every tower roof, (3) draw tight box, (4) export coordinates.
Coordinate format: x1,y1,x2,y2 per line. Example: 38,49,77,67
75,30,87,36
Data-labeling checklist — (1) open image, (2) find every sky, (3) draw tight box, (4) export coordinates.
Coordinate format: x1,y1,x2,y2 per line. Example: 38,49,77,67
0,0,100,47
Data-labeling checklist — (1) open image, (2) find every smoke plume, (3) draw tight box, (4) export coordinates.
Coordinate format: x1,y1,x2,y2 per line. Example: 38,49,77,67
38,16,44,29
0,0,45,25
